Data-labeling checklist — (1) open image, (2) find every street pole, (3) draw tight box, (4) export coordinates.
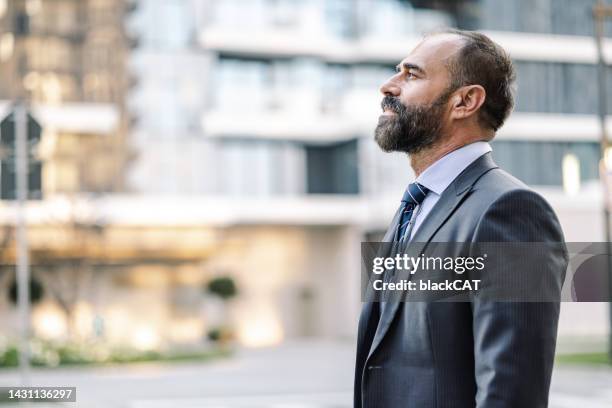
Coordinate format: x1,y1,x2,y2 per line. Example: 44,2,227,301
593,0,612,363
14,102,30,385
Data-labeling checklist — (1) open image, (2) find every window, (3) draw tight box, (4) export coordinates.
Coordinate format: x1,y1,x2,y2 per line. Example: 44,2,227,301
214,57,273,112
306,139,359,194
321,64,351,113
491,140,600,186
479,0,612,36
514,62,612,115
218,138,305,196
137,0,194,49
325,0,357,39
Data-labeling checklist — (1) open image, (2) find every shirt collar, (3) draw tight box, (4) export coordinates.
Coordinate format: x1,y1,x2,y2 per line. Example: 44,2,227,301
416,141,492,196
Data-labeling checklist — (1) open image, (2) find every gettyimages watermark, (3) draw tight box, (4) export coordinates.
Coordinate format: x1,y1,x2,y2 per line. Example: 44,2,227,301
361,242,612,302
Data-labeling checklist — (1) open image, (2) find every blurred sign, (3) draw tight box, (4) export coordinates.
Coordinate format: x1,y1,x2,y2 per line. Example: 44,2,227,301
0,110,41,149
0,110,42,200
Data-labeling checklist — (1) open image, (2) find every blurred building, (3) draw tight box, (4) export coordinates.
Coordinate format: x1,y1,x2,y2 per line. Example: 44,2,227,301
121,0,611,347
0,0,130,193
1,0,610,350
0,0,138,345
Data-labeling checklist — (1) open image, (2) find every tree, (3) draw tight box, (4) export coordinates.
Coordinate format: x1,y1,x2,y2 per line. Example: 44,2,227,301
204,276,238,344
206,276,238,300
36,195,106,340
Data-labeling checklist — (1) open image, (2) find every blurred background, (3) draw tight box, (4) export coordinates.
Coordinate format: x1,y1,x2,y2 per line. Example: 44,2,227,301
0,0,611,407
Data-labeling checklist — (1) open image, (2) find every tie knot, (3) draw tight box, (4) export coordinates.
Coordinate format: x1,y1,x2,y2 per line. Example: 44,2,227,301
401,182,429,205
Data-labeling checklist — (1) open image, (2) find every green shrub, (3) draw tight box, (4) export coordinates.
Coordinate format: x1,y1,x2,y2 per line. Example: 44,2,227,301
0,345,18,367
207,326,234,343
206,276,237,299
0,338,229,368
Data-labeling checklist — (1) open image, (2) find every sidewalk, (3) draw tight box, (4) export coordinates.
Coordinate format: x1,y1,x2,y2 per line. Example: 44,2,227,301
0,340,609,408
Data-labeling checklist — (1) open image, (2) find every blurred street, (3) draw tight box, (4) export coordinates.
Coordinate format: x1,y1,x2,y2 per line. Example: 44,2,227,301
0,340,610,408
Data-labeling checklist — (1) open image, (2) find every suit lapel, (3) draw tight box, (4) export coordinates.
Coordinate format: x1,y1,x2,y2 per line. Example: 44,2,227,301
366,152,499,361
356,203,401,363
383,205,403,242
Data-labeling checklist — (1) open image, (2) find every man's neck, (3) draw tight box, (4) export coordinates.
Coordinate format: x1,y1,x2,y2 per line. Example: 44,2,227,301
409,137,488,177
409,140,463,177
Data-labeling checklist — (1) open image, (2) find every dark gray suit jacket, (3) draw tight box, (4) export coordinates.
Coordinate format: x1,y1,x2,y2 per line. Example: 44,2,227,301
354,152,568,408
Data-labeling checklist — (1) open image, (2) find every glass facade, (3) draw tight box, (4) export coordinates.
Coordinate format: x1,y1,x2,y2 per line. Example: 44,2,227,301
217,139,306,196
207,138,361,196
514,62,612,115
129,0,196,50
213,57,393,114
128,0,213,193
306,139,359,194
479,0,612,36
212,57,612,117
491,141,600,186
208,0,456,39
127,0,609,194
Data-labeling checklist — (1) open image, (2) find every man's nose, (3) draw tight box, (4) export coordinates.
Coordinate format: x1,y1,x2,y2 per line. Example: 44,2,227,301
379,78,400,97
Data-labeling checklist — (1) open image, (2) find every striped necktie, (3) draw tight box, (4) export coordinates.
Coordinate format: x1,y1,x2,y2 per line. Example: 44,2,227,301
379,182,430,316
396,182,429,242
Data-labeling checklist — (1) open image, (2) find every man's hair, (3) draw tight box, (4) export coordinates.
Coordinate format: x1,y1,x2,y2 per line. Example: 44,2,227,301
429,28,516,132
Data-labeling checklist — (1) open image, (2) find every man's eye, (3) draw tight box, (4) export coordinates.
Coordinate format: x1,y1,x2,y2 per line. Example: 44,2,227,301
406,72,417,80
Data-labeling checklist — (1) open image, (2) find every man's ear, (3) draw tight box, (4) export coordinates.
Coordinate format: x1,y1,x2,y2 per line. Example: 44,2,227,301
451,85,486,120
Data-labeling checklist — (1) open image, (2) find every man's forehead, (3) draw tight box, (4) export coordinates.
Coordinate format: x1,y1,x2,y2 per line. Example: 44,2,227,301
400,33,465,73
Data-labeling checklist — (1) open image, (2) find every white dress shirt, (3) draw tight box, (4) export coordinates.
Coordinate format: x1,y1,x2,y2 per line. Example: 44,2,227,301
405,141,492,241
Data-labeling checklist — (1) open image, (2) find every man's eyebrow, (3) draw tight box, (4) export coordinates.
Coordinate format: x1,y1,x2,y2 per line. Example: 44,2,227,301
396,62,426,76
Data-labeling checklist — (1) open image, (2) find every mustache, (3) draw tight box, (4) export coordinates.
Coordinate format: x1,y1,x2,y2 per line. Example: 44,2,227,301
380,96,405,114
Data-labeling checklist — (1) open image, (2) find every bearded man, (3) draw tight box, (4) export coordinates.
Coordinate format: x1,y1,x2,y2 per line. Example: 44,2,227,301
354,29,568,408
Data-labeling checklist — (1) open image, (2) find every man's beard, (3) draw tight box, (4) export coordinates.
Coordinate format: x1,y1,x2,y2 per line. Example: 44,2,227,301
374,90,451,154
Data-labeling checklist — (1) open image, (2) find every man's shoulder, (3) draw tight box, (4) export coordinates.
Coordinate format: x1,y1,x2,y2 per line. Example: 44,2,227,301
471,166,543,206
464,165,560,226
467,166,564,241
452,151,534,205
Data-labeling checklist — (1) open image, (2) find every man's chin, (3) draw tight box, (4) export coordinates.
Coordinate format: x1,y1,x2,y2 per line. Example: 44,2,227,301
374,131,430,154
374,133,404,153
